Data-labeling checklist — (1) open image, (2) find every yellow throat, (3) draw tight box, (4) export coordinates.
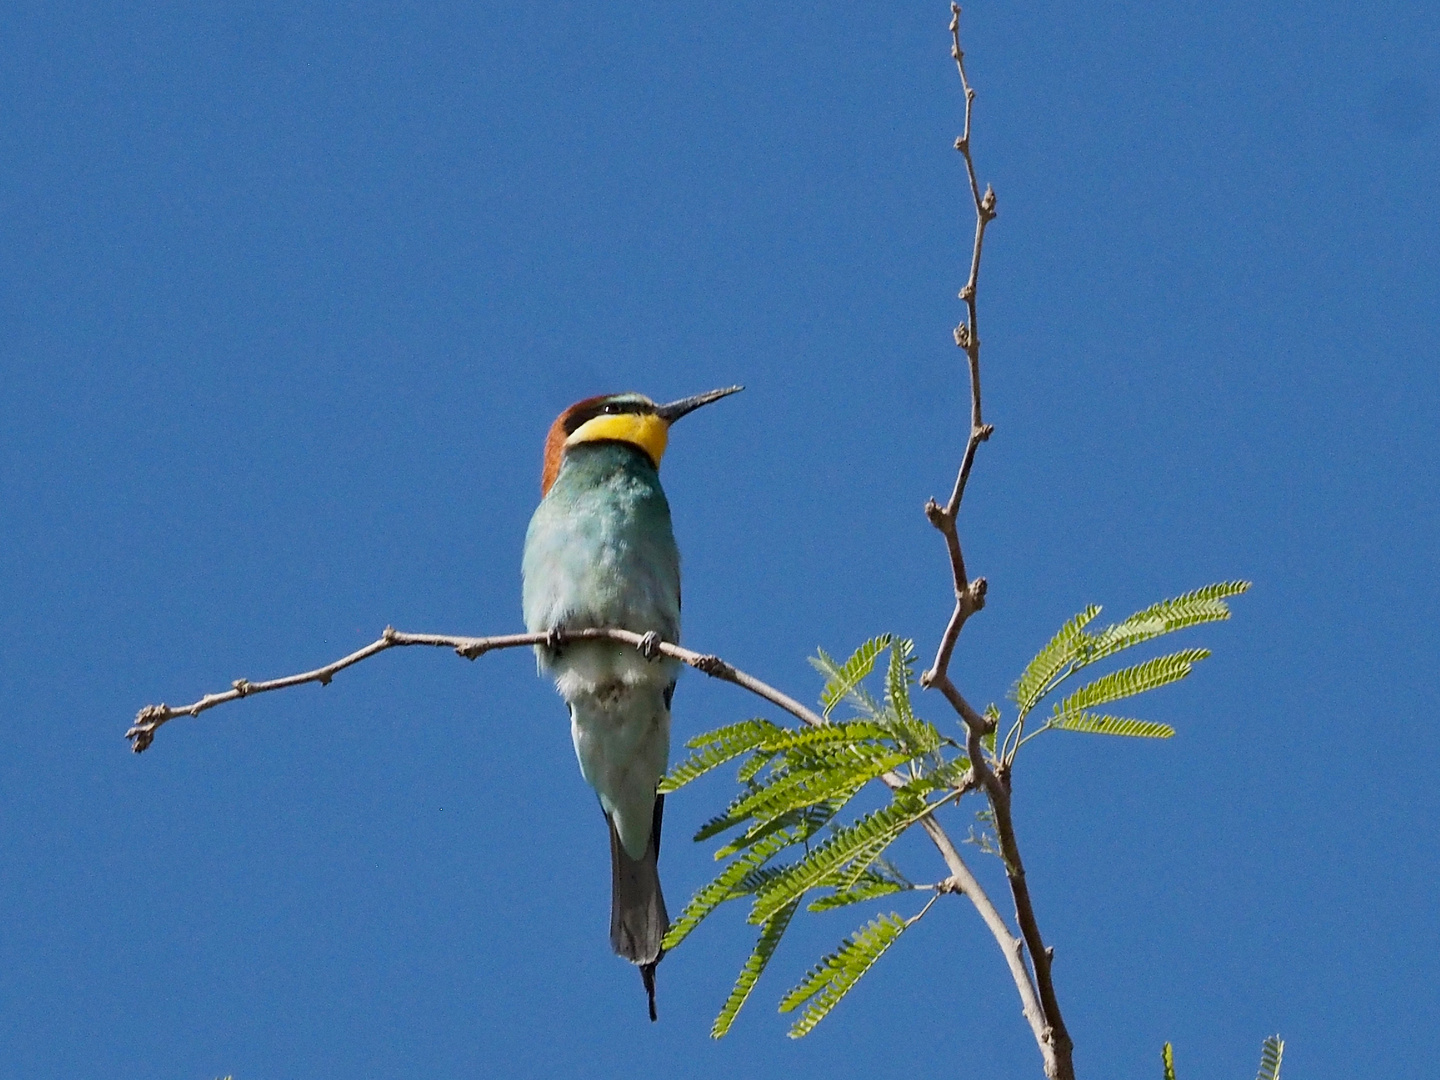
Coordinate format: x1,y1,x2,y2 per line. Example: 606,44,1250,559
564,411,670,468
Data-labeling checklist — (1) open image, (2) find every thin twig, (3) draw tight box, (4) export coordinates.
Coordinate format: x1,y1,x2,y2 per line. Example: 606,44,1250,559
914,10,1075,1080
127,626,825,752
906,890,944,926
920,3,997,695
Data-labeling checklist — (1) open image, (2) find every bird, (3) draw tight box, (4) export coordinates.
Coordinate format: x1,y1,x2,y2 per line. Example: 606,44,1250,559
521,385,743,1021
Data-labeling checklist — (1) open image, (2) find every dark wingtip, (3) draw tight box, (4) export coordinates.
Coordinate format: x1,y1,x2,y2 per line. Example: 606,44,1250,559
641,961,659,1021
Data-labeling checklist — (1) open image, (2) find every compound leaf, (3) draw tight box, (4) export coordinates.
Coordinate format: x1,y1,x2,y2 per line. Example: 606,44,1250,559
710,899,801,1038
662,719,783,793
1014,606,1101,716
1056,648,1210,715
1088,581,1250,664
1049,711,1175,739
1256,1035,1284,1080
779,912,909,1037
812,636,893,718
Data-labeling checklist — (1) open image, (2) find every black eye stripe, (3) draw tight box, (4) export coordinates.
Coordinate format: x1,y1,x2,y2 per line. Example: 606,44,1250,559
565,400,653,433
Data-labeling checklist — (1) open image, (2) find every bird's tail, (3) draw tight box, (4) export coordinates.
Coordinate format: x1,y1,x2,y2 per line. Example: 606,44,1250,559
608,793,669,1021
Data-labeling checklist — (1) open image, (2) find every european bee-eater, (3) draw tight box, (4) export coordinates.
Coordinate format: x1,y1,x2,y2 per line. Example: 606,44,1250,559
521,385,743,1020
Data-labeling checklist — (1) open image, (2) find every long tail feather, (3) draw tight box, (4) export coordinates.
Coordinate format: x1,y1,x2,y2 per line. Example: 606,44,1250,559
608,794,669,1019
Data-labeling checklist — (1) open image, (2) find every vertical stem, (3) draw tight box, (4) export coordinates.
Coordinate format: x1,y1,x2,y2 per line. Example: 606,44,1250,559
920,8,1076,1079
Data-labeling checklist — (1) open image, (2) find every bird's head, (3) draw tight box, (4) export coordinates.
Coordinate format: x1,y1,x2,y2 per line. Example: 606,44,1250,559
541,386,743,495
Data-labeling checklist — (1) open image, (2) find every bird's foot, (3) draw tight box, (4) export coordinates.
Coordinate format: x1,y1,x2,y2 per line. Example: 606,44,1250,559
637,631,662,661
545,625,569,654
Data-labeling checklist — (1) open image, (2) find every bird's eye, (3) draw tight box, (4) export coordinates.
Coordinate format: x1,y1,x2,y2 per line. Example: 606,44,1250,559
603,403,620,414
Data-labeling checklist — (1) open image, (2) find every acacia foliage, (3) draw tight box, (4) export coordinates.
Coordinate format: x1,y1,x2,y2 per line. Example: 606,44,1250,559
663,582,1249,1038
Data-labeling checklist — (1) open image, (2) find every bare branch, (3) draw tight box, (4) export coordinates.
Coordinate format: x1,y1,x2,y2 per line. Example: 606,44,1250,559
927,669,994,734
990,775,1073,1075
920,2,998,695
128,626,824,753
916,11,1076,1080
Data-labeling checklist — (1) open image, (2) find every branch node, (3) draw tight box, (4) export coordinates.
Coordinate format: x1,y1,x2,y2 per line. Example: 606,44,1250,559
977,423,994,442
126,704,167,753
954,322,971,348
980,184,997,218
457,641,488,660
924,497,949,529
693,654,733,679
232,679,251,697
958,283,974,301
318,672,333,686
382,625,398,643
954,135,967,152
969,577,988,611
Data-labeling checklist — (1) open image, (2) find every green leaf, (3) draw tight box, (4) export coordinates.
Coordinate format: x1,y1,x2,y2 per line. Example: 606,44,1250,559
749,798,936,924
757,694,939,764
695,785,785,844
807,870,908,912
877,713,944,759
1162,1043,1176,1080
845,684,887,721
713,745,914,850
696,752,857,843
779,912,909,1037
1088,581,1250,664
694,805,749,843
1049,711,1175,739
1056,648,1210,715
664,827,801,951
736,749,777,783
832,830,909,892
1013,606,1102,716
760,721,893,753
821,763,963,885
1256,1035,1284,1080
661,719,783,793
710,898,801,1038
811,636,893,718
904,754,973,795
732,862,790,896
885,639,917,724
714,796,851,860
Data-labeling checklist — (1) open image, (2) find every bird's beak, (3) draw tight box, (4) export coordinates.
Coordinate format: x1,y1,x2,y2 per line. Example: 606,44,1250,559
654,385,744,424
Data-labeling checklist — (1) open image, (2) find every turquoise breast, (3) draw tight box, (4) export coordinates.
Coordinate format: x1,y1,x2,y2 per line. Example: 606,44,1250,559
521,441,683,651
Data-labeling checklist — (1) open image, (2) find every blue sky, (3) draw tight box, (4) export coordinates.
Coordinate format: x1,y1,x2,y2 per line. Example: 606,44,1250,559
1,2,1436,1077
